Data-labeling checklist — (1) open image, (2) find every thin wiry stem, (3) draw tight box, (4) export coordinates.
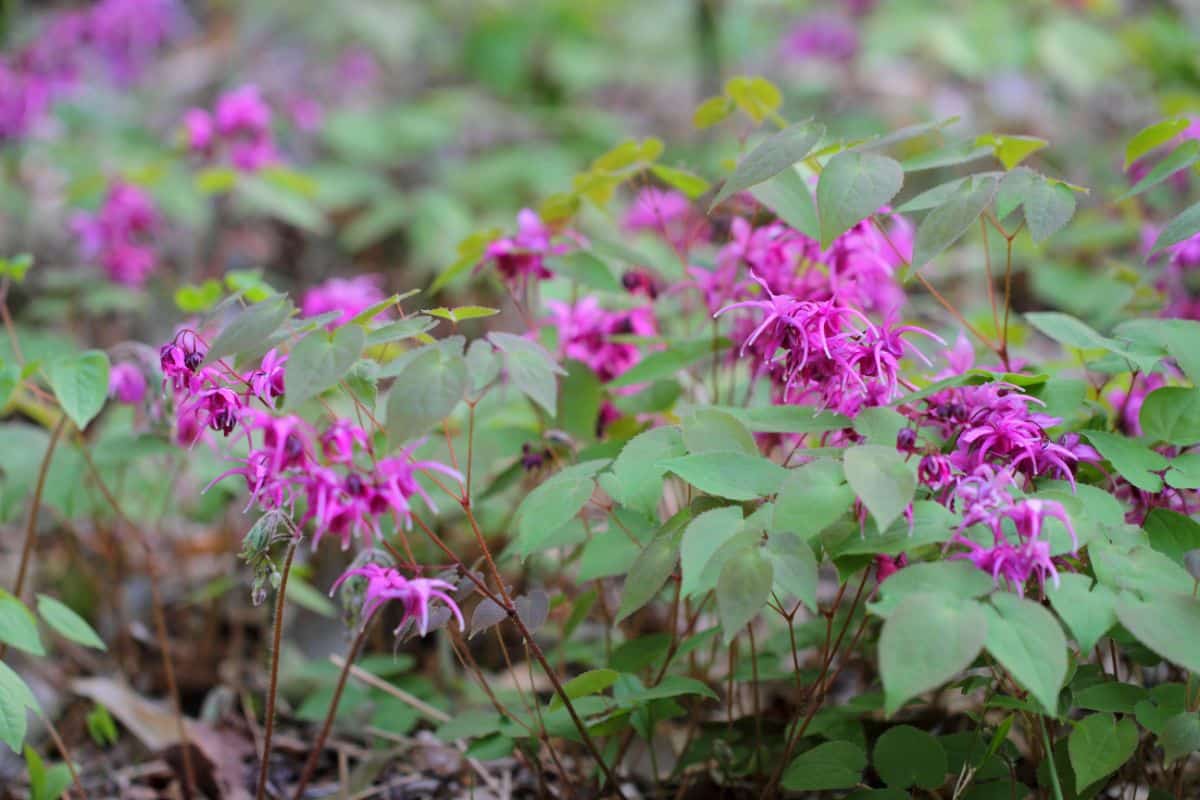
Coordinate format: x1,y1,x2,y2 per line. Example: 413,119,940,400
254,538,298,800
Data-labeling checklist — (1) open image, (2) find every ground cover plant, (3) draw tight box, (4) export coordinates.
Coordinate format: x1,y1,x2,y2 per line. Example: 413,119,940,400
3,1,1200,798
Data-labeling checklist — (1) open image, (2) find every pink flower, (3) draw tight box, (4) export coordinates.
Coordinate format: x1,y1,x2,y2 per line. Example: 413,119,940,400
875,553,907,583
183,108,213,152
623,188,710,253
300,274,387,328
108,362,146,404
246,349,287,404
331,563,464,636
782,14,859,63
948,497,1077,596
320,420,370,464
546,297,658,383
73,181,159,286
482,209,572,286
371,444,463,530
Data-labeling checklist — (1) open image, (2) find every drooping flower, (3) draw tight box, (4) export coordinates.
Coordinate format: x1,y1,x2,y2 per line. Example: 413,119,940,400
331,563,464,636
545,297,658,383
371,444,464,530
947,497,1077,596
246,349,287,404
300,274,387,328
482,209,572,286
623,188,710,253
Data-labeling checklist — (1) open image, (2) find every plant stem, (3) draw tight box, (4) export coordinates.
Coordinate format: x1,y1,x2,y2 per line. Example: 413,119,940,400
1039,716,1065,800
254,538,298,800
292,611,377,800
11,416,67,601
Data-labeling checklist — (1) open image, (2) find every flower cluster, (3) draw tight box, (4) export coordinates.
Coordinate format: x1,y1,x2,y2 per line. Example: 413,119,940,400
622,188,711,254
71,181,160,286
481,209,574,288
301,274,388,329
947,485,1077,597
0,0,180,139
331,563,464,637
183,84,278,172
782,14,859,63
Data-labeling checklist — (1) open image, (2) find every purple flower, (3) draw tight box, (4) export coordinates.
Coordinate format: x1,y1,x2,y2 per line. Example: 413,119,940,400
623,188,709,253
72,181,159,286
182,108,214,152
160,330,207,391
320,420,370,464
371,444,464,531
948,497,1077,596
300,274,387,328
546,297,658,383
331,563,464,636
108,362,146,404
87,0,182,85
782,14,859,63
482,209,572,286
246,348,287,404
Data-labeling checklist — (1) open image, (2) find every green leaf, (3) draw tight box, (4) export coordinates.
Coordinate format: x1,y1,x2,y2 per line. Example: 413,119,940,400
202,296,290,364
0,253,33,283
681,506,744,597
1072,681,1146,714
549,251,621,293
873,725,949,790
716,546,772,643
0,591,44,656
749,167,820,241
0,661,38,753
174,280,223,313
711,121,824,209
1139,387,1200,446
600,426,686,516
1126,118,1189,167
46,350,109,430
26,744,72,800
657,451,787,501
1153,200,1200,253
615,517,685,624
384,342,467,444
556,360,603,442
195,166,238,194
489,332,566,416
285,576,336,617
1082,431,1168,492
910,175,998,269
650,164,710,198
764,532,818,613
705,404,849,434
681,408,756,456
870,560,994,618
773,459,854,540
880,593,988,716
1120,140,1200,200
1161,712,1200,766
1068,713,1138,789
994,167,1038,221
1116,592,1200,673
1046,573,1116,652
515,460,607,553
237,175,329,234
693,96,733,129
1023,178,1076,243
843,444,916,532
284,324,365,409
781,740,867,791
608,338,720,388
901,142,992,172
983,592,1067,715
421,306,499,323
36,595,105,651
549,669,619,710
1143,508,1200,566
817,151,904,247
366,317,438,346
976,134,1048,170
613,675,718,705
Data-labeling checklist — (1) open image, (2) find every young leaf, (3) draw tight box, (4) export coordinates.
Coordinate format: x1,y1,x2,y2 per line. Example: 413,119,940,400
983,592,1068,714
36,595,105,651
284,324,365,409
650,164,710,198
710,121,824,209
843,445,916,532
976,134,1048,170
489,332,565,416
1125,118,1188,167
880,594,988,716
716,546,773,643
817,151,904,247
46,350,110,430
910,175,998,269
